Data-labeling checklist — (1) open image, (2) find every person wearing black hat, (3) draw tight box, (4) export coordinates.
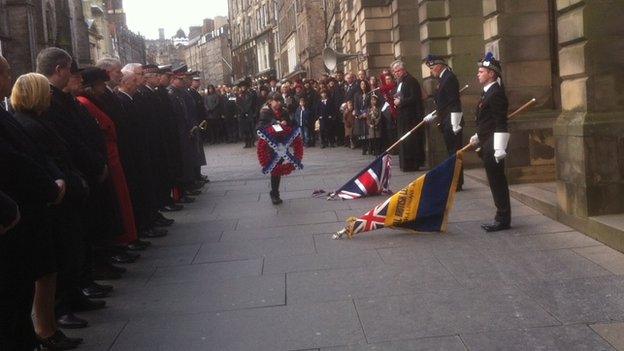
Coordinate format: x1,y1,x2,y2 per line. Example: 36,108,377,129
167,68,203,201
237,79,258,148
470,52,511,232
423,54,464,190
136,64,184,220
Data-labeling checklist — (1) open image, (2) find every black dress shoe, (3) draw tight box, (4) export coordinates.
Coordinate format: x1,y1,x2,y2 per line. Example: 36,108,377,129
154,217,175,227
139,228,167,238
81,284,110,299
71,295,106,312
481,221,511,232
110,252,139,264
185,189,202,196
125,240,149,251
88,281,113,293
37,330,81,350
178,196,195,204
57,313,89,329
161,204,184,212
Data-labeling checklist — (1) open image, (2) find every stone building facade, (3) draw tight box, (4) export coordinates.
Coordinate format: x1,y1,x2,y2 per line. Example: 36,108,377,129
319,0,623,250
275,0,326,80
228,0,277,81
184,25,233,86
0,0,92,77
105,0,146,64
0,0,144,74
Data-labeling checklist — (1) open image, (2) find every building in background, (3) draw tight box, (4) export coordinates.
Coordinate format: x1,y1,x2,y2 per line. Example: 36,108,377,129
0,0,91,77
275,0,326,81
184,24,233,86
228,0,276,82
83,0,116,63
106,0,146,64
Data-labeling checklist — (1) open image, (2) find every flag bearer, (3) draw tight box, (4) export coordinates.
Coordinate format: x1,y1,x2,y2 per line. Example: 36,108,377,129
423,54,464,191
470,53,511,232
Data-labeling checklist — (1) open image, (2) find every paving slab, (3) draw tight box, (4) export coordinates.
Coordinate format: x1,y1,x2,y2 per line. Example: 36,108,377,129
78,143,624,349
589,322,624,350
574,245,624,275
460,325,615,351
110,300,365,351
518,275,624,324
287,263,460,304
147,258,263,286
322,335,466,350
263,251,383,274
354,287,559,343
194,235,316,263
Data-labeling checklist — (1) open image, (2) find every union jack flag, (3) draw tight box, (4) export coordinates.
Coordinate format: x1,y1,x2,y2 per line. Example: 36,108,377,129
331,153,391,200
349,197,391,234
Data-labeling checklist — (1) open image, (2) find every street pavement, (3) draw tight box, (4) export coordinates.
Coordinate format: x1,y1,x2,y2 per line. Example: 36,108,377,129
71,143,624,350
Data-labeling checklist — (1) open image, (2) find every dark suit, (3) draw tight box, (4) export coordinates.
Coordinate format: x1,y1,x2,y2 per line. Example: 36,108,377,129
115,90,157,229
476,82,510,224
434,68,463,188
396,73,425,171
0,132,59,351
136,85,177,207
315,99,335,146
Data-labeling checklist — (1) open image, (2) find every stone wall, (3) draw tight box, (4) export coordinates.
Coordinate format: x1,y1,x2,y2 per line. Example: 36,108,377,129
554,0,624,217
481,0,559,184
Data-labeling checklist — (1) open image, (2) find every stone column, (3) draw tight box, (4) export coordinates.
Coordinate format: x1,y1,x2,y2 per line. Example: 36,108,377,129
418,0,484,167
482,0,559,183
351,0,394,76
390,0,421,74
555,0,624,217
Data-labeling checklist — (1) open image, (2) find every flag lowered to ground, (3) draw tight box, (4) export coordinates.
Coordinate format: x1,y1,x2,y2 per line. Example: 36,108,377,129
329,153,392,199
334,151,463,239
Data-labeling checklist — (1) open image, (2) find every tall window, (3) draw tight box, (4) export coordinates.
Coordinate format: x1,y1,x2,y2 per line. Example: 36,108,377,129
286,36,296,73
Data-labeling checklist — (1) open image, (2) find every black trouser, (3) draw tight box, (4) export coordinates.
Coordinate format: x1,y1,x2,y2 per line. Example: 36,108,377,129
270,175,281,197
320,118,335,146
481,148,511,224
442,123,464,189
368,138,381,155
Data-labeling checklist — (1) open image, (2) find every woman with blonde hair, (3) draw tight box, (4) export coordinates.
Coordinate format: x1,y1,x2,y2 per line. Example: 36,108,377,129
12,72,85,350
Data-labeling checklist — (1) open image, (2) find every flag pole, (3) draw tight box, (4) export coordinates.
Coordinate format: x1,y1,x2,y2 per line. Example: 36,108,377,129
385,84,470,154
464,98,537,153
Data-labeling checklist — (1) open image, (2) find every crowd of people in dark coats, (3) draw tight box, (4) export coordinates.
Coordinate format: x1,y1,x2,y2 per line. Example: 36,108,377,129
200,67,426,165
0,48,210,350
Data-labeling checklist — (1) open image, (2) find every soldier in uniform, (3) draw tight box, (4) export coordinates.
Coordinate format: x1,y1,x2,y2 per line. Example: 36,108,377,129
237,79,257,148
470,53,511,232
187,73,209,184
423,54,464,190
167,66,201,200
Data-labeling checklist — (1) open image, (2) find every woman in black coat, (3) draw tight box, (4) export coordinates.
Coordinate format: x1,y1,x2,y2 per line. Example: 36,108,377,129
10,73,88,349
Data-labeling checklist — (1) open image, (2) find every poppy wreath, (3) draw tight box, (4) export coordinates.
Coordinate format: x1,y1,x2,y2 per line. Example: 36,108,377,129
256,125,304,176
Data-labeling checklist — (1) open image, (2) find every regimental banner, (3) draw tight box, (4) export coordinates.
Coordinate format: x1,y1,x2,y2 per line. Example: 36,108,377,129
342,152,463,238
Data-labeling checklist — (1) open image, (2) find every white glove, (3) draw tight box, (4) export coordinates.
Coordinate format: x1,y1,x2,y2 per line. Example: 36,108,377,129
493,132,510,163
423,111,437,123
469,133,479,145
450,112,462,134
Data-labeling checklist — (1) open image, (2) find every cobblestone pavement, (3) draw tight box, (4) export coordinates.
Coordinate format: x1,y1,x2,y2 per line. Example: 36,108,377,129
71,143,624,350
